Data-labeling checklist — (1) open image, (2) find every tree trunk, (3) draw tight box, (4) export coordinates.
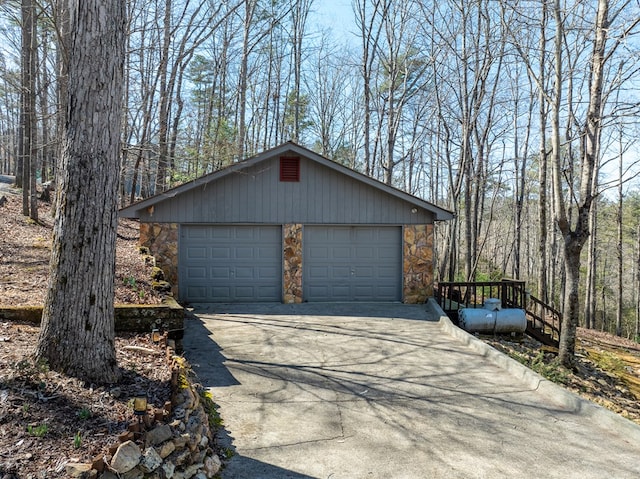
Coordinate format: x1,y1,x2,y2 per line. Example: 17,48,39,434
21,0,36,219
237,0,256,161
290,0,311,143
556,0,609,367
28,2,37,222
584,204,597,329
155,0,171,194
355,0,382,177
36,0,126,384
636,223,640,340
616,133,623,336
537,1,548,303
38,28,51,184
54,0,70,215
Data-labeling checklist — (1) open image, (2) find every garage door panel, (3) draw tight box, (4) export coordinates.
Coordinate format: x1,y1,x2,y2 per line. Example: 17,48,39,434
235,228,256,240
308,247,328,259
332,228,351,242
257,285,280,298
186,246,207,259
307,285,328,297
354,228,375,241
211,228,232,239
332,247,350,259
331,285,350,299
354,285,374,297
211,286,231,297
377,286,398,296
379,248,397,259
211,247,230,259
235,286,255,298
187,267,207,279
378,266,397,278
234,267,254,279
378,228,399,240
211,267,231,279
308,265,328,279
355,247,374,259
258,266,279,279
354,266,374,278
186,226,209,239
180,225,282,303
331,266,350,279
258,248,280,260
304,226,401,302
259,228,280,241
185,285,207,299
234,247,254,259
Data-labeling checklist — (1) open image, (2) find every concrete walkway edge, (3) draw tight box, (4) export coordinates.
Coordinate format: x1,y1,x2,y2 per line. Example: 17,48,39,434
426,298,640,442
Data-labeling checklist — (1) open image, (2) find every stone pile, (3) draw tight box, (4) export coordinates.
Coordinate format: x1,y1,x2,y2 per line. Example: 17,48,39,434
66,349,222,479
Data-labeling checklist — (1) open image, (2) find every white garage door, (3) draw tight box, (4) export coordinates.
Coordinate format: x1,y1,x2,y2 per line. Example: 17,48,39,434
303,226,402,302
179,225,282,303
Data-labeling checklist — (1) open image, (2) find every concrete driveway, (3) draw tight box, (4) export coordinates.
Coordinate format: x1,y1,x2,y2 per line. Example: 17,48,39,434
183,302,640,479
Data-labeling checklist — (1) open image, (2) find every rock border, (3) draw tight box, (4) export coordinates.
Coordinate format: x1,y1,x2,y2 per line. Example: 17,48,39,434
66,343,223,479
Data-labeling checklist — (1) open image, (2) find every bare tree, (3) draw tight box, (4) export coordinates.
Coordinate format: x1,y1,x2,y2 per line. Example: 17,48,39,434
353,0,384,176
20,0,37,220
236,0,258,161
289,0,313,142
537,1,549,303
553,0,640,365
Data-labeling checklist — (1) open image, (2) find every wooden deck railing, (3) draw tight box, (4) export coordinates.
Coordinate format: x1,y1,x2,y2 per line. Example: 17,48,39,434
435,279,560,348
434,279,527,320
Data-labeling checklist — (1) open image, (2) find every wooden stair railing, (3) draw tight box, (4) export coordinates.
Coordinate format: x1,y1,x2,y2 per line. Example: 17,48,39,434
525,294,561,348
435,280,560,348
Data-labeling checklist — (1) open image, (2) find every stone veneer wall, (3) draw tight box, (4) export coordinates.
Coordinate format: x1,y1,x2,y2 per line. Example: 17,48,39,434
140,223,179,296
403,224,434,304
283,224,303,303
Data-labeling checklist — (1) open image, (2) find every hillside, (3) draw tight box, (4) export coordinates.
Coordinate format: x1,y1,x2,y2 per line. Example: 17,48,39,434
484,329,640,425
0,192,162,306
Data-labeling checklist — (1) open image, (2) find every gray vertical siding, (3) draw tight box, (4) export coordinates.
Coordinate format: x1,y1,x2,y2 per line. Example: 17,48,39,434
137,155,434,224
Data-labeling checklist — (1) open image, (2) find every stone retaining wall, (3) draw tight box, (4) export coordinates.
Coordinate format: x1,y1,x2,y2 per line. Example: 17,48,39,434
0,297,184,337
66,346,223,479
139,223,179,297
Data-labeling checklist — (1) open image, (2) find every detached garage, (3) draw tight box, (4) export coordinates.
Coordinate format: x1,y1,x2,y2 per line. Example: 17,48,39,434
119,142,453,304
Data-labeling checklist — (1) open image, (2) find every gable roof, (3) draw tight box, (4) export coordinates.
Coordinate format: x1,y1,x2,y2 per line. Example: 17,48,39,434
119,141,454,221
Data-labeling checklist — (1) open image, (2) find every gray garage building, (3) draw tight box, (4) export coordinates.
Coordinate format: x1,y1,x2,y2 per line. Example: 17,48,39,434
119,142,453,304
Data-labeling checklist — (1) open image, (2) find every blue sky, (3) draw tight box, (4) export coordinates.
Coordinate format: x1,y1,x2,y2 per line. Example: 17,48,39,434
311,0,357,42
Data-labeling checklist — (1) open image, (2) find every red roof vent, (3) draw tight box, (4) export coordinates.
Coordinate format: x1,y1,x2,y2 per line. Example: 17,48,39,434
280,156,300,182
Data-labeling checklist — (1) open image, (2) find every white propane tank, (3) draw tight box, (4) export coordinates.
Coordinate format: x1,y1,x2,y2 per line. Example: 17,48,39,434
484,298,501,311
458,308,526,334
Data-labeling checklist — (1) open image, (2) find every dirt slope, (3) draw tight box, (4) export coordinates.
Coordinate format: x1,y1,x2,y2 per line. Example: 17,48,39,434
0,193,162,306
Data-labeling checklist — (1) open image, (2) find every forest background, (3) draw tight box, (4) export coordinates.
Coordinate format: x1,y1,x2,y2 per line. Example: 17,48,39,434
1,0,640,344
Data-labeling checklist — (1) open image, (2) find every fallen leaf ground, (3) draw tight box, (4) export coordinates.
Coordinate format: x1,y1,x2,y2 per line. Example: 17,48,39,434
1,190,169,478
483,328,640,425
0,191,163,306
0,323,171,478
